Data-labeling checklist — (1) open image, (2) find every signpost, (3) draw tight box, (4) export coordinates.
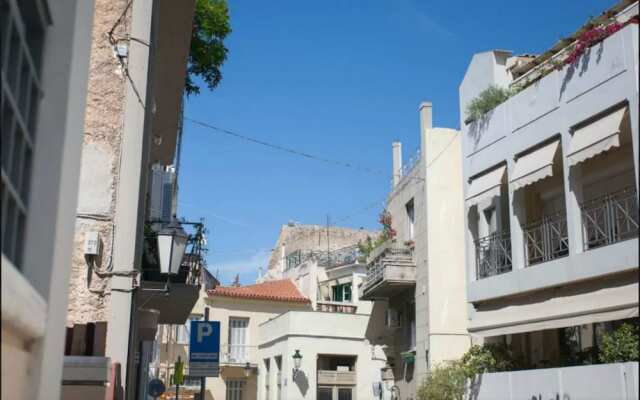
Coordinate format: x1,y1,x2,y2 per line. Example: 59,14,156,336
189,317,220,378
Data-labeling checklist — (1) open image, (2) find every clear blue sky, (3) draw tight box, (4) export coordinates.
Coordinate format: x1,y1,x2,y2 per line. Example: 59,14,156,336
179,0,613,285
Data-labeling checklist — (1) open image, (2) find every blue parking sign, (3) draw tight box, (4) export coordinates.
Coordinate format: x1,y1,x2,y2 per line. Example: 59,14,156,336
189,321,220,377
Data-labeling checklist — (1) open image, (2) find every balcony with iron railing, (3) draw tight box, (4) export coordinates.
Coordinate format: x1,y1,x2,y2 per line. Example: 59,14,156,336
361,240,415,300
581,186,639,250
475,230,512,280
285,245,362,270
220,344,258,366
523,211,569,266
136,220,206,324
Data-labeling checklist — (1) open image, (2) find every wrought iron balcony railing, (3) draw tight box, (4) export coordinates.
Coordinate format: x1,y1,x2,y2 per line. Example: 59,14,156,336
523,211,569,266
285,245,362,270
580,186,638,250
220,344,258,365
475,230,512,279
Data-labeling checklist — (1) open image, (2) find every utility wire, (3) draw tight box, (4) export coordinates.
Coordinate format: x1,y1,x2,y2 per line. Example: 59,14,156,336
185,117,387,176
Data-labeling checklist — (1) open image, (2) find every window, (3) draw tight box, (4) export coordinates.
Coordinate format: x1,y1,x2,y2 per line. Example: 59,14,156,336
228,317,249,362
176,315,200,344
1,0,46,269
332,283,352,303
406,199,415,239
226,379,245,400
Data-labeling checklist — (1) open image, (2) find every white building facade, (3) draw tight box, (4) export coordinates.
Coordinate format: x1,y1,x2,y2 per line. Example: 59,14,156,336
458,2,638,398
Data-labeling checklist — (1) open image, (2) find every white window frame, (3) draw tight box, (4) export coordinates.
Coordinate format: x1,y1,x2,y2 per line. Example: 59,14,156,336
226,379,246,400
228,317,249,363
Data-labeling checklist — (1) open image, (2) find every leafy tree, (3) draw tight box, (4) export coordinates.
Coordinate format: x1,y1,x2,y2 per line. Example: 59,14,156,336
598,323,640,363
417,361,468,400
186,0,231,95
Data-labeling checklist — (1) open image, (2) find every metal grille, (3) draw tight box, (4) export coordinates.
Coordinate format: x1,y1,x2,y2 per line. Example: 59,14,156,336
580,186,638,250
523,211,569,266
1,0,46,269
475,230,512,279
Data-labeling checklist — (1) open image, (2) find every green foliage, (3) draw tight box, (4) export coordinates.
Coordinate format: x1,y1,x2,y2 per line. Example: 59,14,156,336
357,209,397,262
465,85,516,122
357,234,386,262
598,323,640,363
418,344,524,400
417,361,467,400
186,0,231,95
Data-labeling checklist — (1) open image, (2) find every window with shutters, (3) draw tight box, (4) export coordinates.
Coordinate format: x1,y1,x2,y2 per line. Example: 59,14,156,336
1,0,47,270
228,317,249,363
226,379,246,400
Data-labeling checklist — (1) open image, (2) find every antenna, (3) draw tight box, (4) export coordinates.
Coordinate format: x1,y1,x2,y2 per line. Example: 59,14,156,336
326,214,331,262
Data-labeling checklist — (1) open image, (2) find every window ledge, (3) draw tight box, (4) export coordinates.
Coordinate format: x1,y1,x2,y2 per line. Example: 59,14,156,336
1,254,47,340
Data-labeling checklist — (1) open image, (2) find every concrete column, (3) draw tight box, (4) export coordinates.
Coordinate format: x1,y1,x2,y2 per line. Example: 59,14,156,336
509,183,526,270
107,0,154,394
392,142,402,187
627,92,639,195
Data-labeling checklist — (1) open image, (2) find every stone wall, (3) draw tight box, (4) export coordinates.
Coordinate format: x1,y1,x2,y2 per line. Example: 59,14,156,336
66,0,129,326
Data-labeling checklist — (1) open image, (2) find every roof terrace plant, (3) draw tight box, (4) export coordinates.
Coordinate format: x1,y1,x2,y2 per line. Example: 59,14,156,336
464,85,516,123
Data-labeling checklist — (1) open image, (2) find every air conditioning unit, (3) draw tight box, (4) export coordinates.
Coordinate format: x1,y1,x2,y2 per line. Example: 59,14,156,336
385,308,400,329
149,164,176,224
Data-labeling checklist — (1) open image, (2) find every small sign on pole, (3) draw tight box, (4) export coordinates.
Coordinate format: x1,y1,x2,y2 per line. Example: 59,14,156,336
189,320,220,377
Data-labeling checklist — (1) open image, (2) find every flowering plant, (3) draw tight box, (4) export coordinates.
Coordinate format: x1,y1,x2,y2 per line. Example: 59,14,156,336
378,210,396,241
564,21,622,65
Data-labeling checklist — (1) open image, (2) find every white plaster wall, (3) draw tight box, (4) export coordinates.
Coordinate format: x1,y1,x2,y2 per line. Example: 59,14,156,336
258,311,390,400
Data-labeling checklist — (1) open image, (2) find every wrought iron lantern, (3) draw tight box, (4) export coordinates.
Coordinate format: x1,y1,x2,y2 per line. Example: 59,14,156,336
292,349,302,379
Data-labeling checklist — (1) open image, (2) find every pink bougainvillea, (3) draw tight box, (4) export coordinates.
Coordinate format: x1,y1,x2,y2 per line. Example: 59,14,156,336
564,21,622,65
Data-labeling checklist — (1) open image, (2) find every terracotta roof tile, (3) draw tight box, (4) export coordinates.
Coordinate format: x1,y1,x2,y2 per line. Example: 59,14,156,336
207,279,310,303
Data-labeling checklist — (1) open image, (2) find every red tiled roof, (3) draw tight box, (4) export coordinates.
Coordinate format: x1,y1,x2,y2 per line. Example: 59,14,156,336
207,279,310,303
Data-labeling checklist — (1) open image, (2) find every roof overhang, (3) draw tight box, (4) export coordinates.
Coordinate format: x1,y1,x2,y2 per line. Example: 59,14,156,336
148,0,196,165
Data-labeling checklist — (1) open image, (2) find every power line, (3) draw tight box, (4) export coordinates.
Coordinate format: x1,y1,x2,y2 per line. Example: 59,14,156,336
185,117,388,176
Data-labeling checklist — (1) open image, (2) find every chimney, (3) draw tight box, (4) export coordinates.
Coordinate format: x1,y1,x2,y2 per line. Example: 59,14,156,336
419,102,432,132
392,141,402,187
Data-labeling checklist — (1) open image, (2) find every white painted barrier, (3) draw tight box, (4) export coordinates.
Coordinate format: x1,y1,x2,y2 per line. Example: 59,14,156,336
467,362,639,400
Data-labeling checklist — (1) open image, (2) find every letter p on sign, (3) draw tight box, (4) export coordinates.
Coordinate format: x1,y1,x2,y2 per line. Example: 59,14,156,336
197,323,213,342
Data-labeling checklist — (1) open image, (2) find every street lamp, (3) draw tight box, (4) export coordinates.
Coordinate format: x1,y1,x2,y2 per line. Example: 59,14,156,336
291,350,302,379
157,221,188,274
244,362,252,377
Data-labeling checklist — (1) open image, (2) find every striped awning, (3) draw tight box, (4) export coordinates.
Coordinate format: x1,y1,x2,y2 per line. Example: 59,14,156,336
466,165,506,208
510,139,560,190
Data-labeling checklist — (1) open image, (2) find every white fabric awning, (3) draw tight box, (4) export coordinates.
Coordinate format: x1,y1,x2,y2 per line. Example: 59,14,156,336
510,139,560,191
466,165,506,208
468,278,639,337
469,305,638,337
567,107,628,166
